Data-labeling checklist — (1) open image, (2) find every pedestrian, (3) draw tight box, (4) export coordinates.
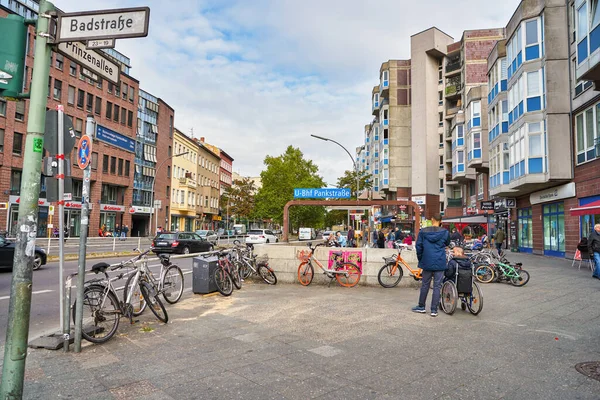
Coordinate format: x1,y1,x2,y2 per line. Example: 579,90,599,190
396,227,405,243
114,224,121,239
450,228,463,244
493,228,505,255
372,229,378,248
387,228,396,248
377,229,385,249
336,231,347,248
412,213,450,317
347,226,355,248
403,232,413,246
588,224,600,280
362,228,369,247
121,225,129,240
64,225,69,243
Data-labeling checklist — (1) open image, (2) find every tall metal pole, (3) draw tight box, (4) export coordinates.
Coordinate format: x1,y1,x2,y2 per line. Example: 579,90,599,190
57,106,65,332
149,151,187,236
73,116,94,353
1,1,55,397
310,134,360,198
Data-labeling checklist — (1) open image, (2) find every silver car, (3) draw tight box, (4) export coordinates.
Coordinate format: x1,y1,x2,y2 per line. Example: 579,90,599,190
195,230,218,244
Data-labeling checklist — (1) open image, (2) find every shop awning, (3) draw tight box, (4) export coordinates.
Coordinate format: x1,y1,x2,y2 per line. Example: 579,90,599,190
570,199,600,216
442,214,489,224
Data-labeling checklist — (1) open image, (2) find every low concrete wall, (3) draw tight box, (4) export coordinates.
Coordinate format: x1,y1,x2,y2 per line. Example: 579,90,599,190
253,244,420,287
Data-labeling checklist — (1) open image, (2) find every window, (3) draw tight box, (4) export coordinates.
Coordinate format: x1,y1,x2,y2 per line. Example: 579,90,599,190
122,84,128,100
0,128,4,152
166,185,170,199
106,102,112,119
67,85,75,105
478,174,484,196
439,112,443,127
0,99,6,116
118,158,123,176
115,84,120,97
110,156,116,174
10,170,22,195
93,96,101,115
53,79,62,100
12,132,23,155
127,110,133,127
103,154,109,173
439,155,444,169
113,105,120,122
125,160,130,176
77,89,84,108
575,102,600,164
167,166,171,178
120,107,126,125
86,93,93,113
75,118,83,135
578,2,589,64
528,122,543,157
91,152,98,170
525,19,538,45
69,61,77,76
439,178,444,193
55,53,63,70
15,101,25,121
97,78,103,89
168,146,172,157
438,91,443,105
129,87,134,102
107,82,113,94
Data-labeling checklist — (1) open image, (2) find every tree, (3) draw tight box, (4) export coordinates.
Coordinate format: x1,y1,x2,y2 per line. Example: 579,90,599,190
221,177,256,223
336,169,372,199
254,146,325,231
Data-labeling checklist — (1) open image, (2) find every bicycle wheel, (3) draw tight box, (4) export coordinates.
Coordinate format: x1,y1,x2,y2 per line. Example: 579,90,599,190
139,281,168,323
75,285,120,343
162,265,184,304
510,269,530,287
231,262,243,290
257,264,277,285
335,263,361,288
124,273,146,316
297,262,314,286
213,267,233,296
239,262,252,280
440,281,457,315
466,282,483,315
377,263,403,288
474,265,495,284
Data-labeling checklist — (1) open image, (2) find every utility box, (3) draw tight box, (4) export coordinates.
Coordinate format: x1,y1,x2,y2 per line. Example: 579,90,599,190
192,255,218,294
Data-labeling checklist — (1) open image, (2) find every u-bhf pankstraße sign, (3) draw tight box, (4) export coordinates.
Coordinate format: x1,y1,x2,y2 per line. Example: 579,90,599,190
56,7,150,42
294,188,351,199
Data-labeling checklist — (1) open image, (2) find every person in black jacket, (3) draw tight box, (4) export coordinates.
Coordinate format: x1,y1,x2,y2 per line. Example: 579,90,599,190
445,246,471,281
377,229,385,249
450,228,463,244
412,214,450,317
588,224,600,280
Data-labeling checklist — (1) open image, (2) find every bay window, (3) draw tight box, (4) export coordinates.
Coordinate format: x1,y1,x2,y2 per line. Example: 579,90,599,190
575,101,600,164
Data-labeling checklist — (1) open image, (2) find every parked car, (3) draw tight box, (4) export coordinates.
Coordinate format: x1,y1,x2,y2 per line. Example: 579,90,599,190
152,232,214,254
246,229,278,244
0,236,47,270
195,230,218,244
298,227,316,241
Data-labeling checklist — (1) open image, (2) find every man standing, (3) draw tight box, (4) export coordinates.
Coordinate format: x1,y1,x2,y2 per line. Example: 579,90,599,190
588,224,600,280
493,228,505,255
372,228,378,248
121,225,129,241
114,224,121,239
347,226,355,248
412,214,450,317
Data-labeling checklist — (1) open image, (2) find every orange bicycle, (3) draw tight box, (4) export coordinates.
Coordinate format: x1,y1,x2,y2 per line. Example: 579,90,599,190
378,243,422,288
297,242,361,287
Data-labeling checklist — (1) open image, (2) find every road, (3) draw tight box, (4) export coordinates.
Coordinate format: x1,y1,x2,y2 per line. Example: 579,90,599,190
0,254,198,346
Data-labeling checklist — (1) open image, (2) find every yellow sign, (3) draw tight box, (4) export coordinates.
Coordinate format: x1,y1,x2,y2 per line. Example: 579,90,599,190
49,205,55,215
212,215,222,221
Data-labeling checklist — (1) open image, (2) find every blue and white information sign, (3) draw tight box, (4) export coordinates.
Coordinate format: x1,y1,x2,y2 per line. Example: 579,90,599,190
96,124,136,152
293,188,351,199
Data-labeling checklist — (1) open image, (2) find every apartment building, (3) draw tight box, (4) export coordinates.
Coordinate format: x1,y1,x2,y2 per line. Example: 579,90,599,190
196,138,221,229
170,129,199,232
0,5,141,237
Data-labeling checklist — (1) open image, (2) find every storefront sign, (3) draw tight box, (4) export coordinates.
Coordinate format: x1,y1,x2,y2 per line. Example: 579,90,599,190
9,196,49,207
100,204,126,212
480,201,494,211
411,195,426,205
95,124,135,152
129,205,153,214
212,215,222,221
64,201,92,209
530,182,576,205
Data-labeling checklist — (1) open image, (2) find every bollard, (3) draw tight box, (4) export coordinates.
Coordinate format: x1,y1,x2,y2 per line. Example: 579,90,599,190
63,276,71,352
112,236,116,252
138,236,141,250
47,237,51,256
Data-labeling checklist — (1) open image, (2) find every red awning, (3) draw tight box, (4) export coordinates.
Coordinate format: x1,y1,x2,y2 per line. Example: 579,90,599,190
570,199,600,216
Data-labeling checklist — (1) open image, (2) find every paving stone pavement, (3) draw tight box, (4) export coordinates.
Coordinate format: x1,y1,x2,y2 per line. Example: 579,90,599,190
2,252,600,399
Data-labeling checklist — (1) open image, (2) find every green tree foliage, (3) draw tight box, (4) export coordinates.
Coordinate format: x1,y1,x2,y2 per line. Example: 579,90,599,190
221,177,256,221
254,146,325,231
336,169,372,199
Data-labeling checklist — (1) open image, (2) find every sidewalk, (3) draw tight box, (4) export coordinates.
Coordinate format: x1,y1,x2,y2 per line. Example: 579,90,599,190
5,252,600,399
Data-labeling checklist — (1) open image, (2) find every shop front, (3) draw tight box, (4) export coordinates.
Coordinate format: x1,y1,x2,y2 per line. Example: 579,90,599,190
170,215,195,232
129,206,153,237
517,207,533,253
64,201,92,237
8,196,49,237
569,195,600,239
99,204,126,235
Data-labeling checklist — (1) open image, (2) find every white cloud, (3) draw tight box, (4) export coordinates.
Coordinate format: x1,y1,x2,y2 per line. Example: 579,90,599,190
54,0,520,185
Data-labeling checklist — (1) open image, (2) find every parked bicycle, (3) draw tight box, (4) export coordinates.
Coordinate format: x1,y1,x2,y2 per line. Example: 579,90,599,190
233,241,277,285
297,242,361,287
123,251,184,317
212,250,240,296
75,249,168,344
378,243,422,288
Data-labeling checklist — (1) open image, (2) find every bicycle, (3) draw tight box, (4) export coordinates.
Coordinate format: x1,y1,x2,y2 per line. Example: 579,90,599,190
297,242,361,287
378,243,422,288
211,250,238,296
490,259,529,286
123,251,184,317
75,250,168,344
233,242,277,285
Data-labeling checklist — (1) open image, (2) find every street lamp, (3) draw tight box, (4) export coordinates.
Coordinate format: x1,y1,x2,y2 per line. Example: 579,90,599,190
150,151,189,236
310,134,360,199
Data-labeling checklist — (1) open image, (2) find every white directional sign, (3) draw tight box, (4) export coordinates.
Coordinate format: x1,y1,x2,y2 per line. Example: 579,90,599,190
56,7,150,43
57,41,119,84
86,38,115,50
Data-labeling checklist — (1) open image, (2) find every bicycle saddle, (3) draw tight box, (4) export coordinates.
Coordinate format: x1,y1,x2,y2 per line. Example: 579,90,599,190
91,262,111,274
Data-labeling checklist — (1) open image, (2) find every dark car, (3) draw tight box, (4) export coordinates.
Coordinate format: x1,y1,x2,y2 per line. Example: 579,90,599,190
152,232,214,255
0,236,47,270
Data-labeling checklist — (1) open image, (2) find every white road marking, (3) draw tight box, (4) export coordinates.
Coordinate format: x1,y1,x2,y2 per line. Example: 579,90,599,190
0,289,53,301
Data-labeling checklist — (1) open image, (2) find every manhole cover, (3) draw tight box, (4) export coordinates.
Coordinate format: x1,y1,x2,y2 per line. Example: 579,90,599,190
575,362,600,382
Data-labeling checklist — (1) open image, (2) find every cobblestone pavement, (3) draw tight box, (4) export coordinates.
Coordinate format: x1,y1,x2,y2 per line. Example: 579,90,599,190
3,253,600,399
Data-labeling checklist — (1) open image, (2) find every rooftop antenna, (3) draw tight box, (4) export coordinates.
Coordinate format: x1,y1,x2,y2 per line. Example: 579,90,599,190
190,127,194,139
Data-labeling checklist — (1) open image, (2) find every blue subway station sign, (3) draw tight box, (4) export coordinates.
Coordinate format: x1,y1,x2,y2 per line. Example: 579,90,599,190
96,124,136,152
293,188,351,199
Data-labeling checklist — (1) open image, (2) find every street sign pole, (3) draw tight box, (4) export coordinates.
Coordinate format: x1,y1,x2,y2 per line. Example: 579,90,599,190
57,106,65,333
0,1,56,397
74,117,94,353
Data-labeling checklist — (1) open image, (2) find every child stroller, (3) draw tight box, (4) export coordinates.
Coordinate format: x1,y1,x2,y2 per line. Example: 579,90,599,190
440,256,483,315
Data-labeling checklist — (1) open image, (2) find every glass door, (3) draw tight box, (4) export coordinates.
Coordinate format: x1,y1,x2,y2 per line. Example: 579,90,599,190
543,202,565,257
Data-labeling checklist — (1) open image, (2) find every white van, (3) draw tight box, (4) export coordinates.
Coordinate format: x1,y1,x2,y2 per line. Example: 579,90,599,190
298,227,316,241
233,224,246,235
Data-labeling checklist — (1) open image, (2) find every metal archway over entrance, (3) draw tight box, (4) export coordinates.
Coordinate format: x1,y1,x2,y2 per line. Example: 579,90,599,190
282,200,422,242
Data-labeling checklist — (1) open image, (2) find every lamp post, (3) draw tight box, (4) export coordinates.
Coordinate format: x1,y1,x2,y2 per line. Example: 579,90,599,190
311,134,360,199
149,151,188,236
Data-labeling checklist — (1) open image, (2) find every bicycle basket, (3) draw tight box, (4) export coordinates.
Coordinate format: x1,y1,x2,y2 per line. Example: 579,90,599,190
297,250,311,262
256,255,269,265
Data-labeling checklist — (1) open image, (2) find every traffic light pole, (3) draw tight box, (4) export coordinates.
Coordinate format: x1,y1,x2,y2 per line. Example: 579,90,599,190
0,1,56,397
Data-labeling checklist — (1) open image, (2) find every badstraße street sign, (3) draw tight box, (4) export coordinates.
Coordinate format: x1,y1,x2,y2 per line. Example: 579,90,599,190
55,7,150,42
57,41,119,84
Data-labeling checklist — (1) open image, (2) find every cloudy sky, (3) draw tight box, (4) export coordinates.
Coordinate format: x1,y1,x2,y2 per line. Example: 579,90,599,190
56,0,520,186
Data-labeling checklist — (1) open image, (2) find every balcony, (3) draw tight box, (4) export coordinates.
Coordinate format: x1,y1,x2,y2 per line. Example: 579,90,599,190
445,59,461,76
445,106,459,118
447,198,463,207
467,149,484,170
576,26,600,84
372,100,380,115
445,83,462,99
179,177,197,189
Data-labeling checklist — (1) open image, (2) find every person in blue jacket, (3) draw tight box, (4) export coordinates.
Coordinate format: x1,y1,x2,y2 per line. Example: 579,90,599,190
412,214,450,317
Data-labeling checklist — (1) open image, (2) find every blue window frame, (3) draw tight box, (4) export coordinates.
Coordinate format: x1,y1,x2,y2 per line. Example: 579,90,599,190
543,202,565,257
518,207,533,253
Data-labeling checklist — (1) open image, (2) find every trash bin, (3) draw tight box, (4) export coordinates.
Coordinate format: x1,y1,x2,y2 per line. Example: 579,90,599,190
193,255,219,294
